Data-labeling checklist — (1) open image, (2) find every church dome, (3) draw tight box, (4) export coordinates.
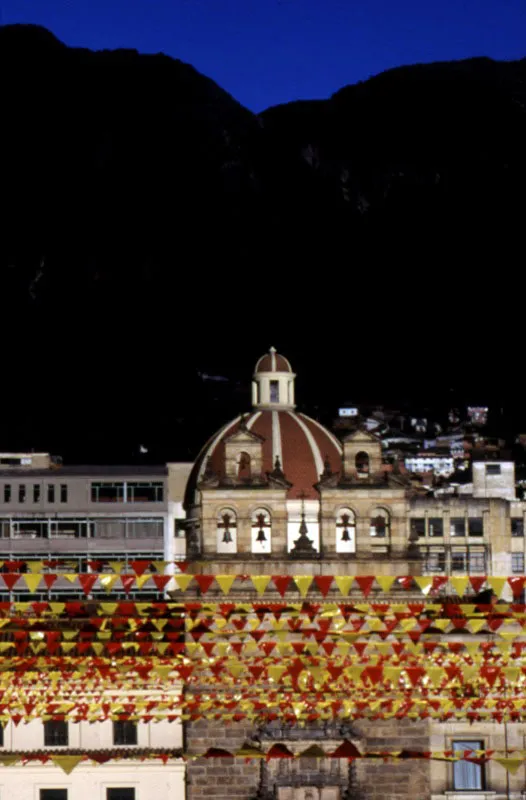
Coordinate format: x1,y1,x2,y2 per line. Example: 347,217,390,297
184,349,342,506
255,347,293,374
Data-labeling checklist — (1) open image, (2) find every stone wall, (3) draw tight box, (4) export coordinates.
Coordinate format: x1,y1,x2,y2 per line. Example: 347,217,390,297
185,719,260,800
353,718,431,800
185,717,431,800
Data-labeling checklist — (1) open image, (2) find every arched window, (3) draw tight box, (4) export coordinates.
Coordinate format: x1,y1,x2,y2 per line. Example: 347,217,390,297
216,508,237,553
370,508,390,538
237,452,251,480
336,507,356,554
251,508,272,554
355,451,370,475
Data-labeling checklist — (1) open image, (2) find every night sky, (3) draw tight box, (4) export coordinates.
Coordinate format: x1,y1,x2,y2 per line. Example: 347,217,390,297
4,0,526,111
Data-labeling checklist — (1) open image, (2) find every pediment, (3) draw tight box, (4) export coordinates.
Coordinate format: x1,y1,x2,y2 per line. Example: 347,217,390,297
223,427,265,445
342,427,381,445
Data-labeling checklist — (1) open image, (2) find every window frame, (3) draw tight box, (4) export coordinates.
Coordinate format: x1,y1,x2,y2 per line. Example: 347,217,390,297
512,552,525,574
452,740,485,791
106,790,136,800
113,720,138,746
43,720,69,747
39,791,68,800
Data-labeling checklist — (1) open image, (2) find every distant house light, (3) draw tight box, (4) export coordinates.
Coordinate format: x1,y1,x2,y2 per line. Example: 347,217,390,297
339,408,358,418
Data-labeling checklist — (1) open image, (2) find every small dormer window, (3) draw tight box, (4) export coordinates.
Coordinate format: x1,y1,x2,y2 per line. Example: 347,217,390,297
270,380,279,403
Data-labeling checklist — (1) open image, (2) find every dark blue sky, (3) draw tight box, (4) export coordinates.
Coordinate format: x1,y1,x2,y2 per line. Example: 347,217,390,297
4,0,526,111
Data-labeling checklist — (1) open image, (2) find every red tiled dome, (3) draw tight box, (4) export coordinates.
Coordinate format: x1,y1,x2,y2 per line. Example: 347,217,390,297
255,347,293,374
185,409,342,506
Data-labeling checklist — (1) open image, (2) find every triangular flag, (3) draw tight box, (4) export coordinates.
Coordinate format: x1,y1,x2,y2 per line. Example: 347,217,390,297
174,574,193,591
51,755,84,774
23,574,42,593
354,576,374,596
28,561,44,574
43,574,58,589
449,577,469,597
78,574,98,595
99,575,119,592
488,577,506,598
414,577,433,595
251,576,271,595
376,576,396,593
313,575,333,596
494,758,523,775
215,575,236,595
272,576,292,597
334,576,354,596
135,575,151,590
108,561,124,574
194,575,215,594
294,576,313,597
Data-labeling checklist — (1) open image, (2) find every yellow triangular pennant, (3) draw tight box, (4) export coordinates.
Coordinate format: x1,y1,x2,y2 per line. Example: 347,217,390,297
294,575,314,597
376,576,396,592
174,574,194,591
334,576,354,596
251,575,272,595
215,575,236,595
23,574,42,593
449,577,469,596
488,577,506,597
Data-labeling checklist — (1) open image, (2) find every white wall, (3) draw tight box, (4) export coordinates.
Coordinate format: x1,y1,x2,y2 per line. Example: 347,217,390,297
0,761,185,800
5,719,182,751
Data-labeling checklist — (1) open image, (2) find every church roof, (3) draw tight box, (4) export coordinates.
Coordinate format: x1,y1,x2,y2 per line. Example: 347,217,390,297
184,409,342,506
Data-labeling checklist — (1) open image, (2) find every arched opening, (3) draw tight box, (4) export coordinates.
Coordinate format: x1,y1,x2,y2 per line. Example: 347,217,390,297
336,507,356,554
355,451,370,475
237,452,251,479
216,508,237,553
251,508,272,554
370,508,390,538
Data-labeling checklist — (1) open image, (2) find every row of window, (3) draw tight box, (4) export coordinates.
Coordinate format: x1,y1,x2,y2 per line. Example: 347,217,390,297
0,517,164,540
38,791,134,800
0,482,164,505
420,547,524,574
0,720,138,748
3,484,68,504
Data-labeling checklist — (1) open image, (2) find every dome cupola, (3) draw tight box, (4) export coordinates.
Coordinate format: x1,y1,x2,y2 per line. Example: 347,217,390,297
252,347,296,410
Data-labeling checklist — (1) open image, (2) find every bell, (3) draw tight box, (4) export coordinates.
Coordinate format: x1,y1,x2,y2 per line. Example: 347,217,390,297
341,527,351,542
222,529,233,543
256,528,267,543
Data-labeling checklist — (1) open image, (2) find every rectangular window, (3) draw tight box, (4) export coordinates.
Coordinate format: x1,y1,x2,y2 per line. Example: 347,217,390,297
512,553,524,574
410,519,426,538
60,484,68,503
18,484,26,503
269,380,279,403
113,720,138,745
468,518,483,537
126,482,164,503
486,464,501,475
47,485,55,503
107,790,135,800
40,791,68,800
450,518,465,537
428,518,443,537
91,482,125,503
33,484,41,503
451,550,467,573
512,519,524,537
3,484,11,503
469,550,486,573
44,721,68,747
452,740,484,790
0,723,3,746
422,548,445,574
